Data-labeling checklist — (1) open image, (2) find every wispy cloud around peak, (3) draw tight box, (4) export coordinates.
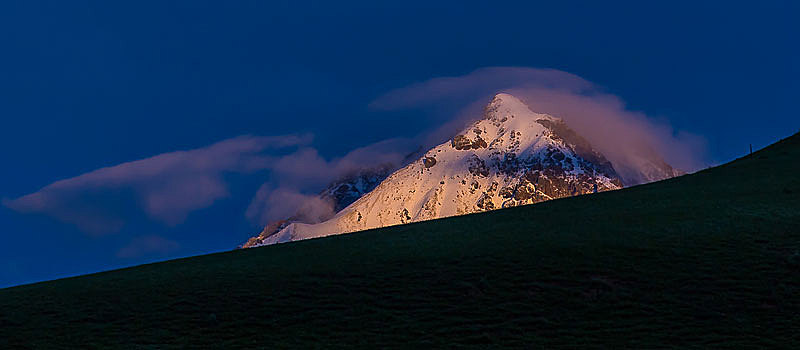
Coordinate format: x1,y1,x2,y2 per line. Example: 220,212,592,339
371,66,708,183
370,67,594,110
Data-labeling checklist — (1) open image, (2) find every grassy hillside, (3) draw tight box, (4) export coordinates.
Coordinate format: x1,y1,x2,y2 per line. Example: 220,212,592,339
1,133,799,349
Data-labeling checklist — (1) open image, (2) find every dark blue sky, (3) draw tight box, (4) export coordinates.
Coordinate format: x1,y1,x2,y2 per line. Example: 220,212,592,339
1,1,798,288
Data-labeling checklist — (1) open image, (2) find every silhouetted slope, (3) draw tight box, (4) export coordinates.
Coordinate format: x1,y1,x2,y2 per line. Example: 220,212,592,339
1,132,798,348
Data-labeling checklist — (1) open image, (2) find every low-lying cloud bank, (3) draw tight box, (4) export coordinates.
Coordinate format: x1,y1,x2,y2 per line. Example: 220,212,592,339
3,134,312,234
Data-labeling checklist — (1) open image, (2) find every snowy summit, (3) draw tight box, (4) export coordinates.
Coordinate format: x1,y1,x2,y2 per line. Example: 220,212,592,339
244,93,664,247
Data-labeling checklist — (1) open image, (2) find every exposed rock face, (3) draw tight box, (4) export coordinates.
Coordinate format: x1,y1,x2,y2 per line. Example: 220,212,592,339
320,165,395,213
246,93,658,247
452,134,488,150
241,219,292,248
422,157,437,168
451,135,472,150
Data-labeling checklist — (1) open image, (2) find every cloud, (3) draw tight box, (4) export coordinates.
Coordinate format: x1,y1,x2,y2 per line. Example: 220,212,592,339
370,67,593,110
3,134,312,234
245,138,417,226
2,127,416,235
246,185,336,226
116,235,180,259
372,66,708,184
269,138,415,186
505,86,707,183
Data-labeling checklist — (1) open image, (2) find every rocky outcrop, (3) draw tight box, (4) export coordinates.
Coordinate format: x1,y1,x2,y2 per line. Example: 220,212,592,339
241,219,292,248
467,155,490,177
452,134,488,150
422,157,437,168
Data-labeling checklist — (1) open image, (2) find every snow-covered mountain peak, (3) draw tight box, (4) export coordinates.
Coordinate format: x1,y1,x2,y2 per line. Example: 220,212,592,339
245,93,631,246
486,93,542,117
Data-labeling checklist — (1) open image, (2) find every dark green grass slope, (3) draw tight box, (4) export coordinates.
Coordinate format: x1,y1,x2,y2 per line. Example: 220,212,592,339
1,134,799,349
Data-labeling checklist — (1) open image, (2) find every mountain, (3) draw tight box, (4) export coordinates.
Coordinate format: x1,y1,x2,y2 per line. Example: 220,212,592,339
246,93,658,246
